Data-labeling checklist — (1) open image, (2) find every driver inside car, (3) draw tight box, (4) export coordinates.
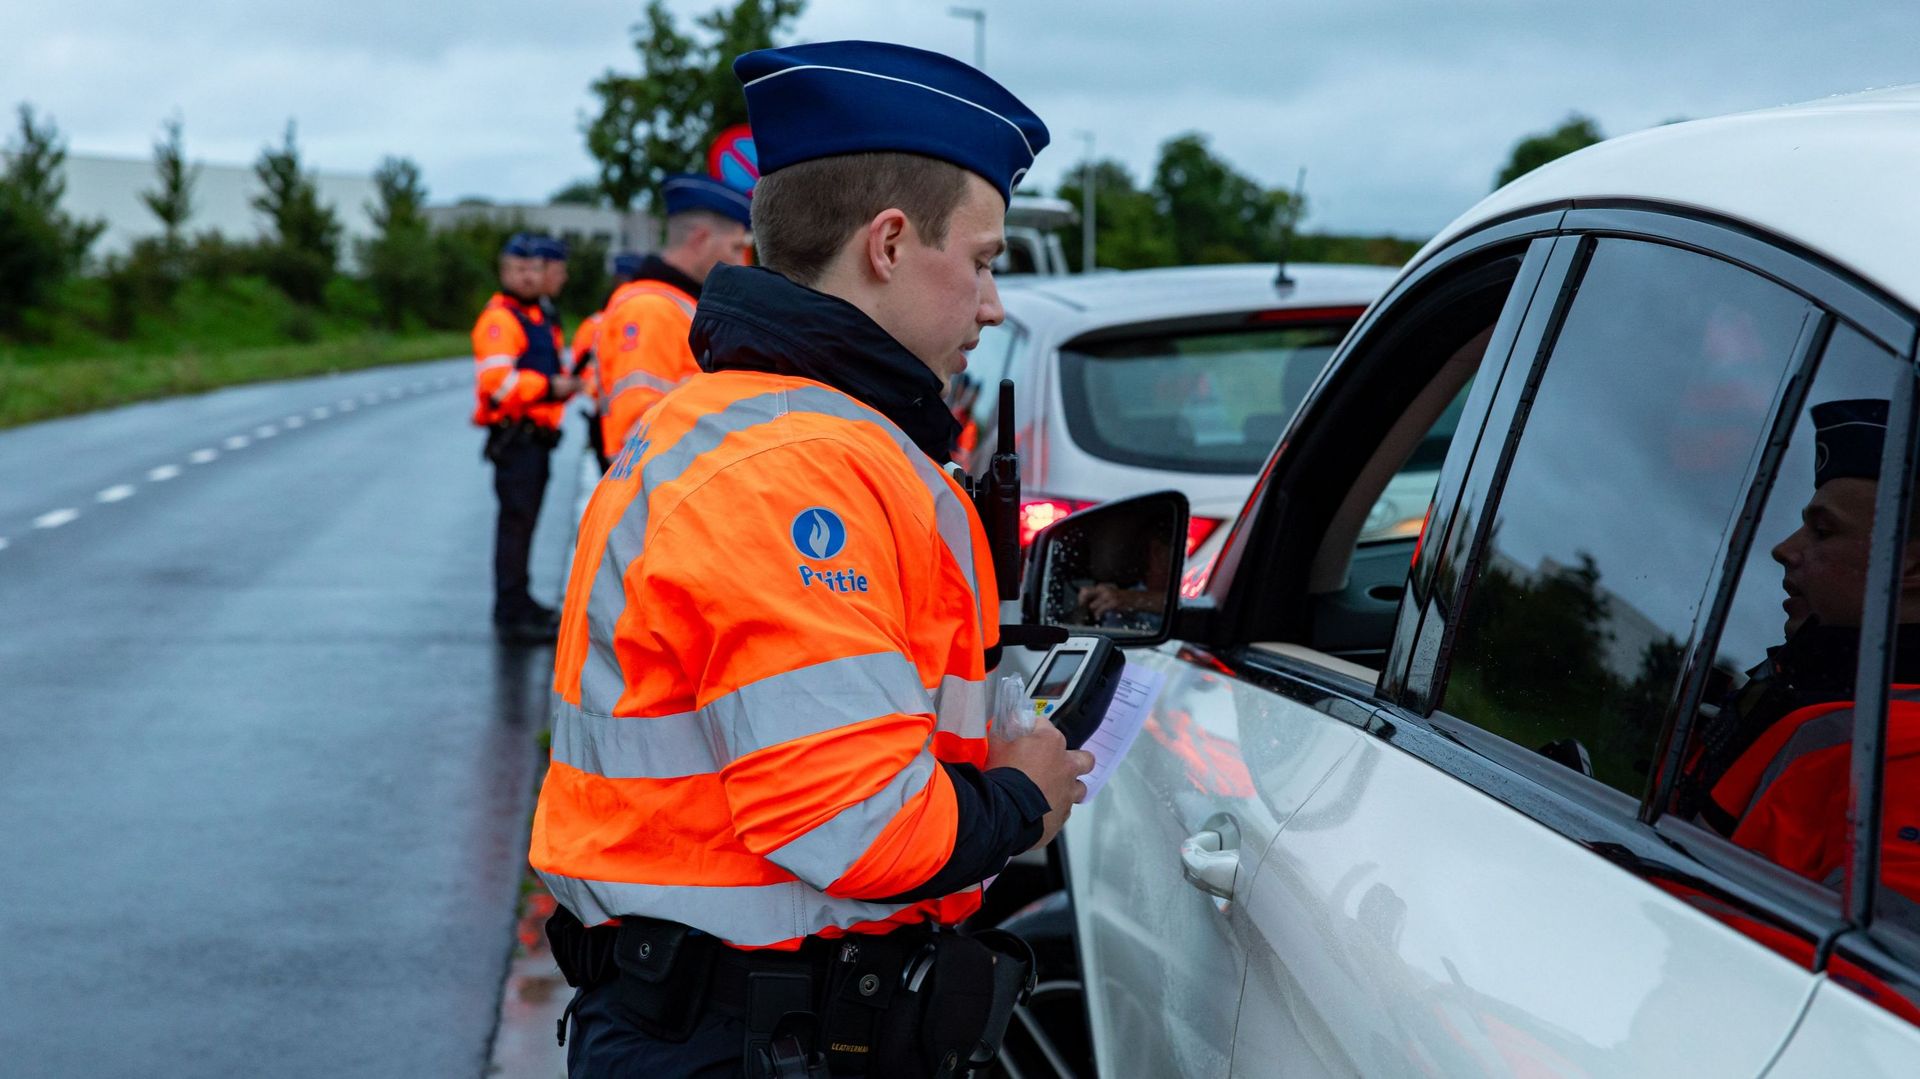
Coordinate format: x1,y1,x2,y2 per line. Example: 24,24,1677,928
1681,399,1920,897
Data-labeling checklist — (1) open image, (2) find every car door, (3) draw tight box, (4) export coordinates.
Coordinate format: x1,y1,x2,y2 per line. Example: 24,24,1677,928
1209,223,1896,1076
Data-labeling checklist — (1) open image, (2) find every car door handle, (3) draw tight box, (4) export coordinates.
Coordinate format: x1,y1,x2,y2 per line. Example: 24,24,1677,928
1180,829,1240,900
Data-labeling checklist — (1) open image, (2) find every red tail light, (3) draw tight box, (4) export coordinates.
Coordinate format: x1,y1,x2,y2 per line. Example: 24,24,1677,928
1018,497,1093,548
1249,305,1367,325
1186,516,1223,555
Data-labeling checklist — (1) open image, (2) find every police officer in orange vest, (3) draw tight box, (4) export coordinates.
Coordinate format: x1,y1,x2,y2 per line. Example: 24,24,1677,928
596,176,753,454
471,233,580,643
571,253,649,473
531,42,1092,1077
1689,399,1920,896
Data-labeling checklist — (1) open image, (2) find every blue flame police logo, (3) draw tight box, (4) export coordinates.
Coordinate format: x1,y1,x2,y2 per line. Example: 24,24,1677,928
791,507,847,561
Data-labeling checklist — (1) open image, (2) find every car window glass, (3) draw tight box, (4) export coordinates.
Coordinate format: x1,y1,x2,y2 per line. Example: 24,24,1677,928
965,320,1022,427
1059,322,1352,474
1360,379,1472,546
1440,240,1809,796
1664,324,1906,901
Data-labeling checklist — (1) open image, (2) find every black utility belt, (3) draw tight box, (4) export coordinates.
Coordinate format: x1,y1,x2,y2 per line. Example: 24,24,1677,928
481,420,561,461
546,907,1034,1079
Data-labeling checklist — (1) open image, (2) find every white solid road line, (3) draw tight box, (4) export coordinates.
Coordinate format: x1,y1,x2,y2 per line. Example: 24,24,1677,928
189,448,218,464
97,485,137,503
147,465,182,482
224,435,250,450
33,508,80,529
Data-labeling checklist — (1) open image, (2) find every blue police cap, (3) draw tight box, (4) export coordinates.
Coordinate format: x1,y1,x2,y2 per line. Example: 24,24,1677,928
611,251,647,280
734,40,1049,203
1813,399,1890,487
661,174,752,228
501,232,540,259
529,235,569,262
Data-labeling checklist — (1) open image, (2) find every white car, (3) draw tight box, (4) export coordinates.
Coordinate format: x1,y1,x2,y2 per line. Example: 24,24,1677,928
1026,86,1920,1077
958,263,1399,558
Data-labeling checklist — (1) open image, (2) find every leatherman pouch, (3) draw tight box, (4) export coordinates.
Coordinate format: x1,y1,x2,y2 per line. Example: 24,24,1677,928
609,917,715,1042
817,933,917,1075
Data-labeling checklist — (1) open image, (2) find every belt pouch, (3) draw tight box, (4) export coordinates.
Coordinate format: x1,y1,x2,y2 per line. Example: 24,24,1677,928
610,917,714,1042
818,935,917,1076
544,906,618,988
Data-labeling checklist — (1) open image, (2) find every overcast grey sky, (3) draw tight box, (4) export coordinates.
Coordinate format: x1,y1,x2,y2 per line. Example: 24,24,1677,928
7,1,1916,237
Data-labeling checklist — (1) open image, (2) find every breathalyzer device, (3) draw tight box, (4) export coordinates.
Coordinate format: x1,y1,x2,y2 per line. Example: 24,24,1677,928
1024,635,1125,750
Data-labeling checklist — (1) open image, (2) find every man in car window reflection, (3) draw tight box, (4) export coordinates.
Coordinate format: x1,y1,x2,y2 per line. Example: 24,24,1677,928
1072,517,1174,634
1686,399,1920,896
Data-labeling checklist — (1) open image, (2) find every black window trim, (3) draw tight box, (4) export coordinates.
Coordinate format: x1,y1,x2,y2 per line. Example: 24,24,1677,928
1194,209,1569,648
1205,202,1920,981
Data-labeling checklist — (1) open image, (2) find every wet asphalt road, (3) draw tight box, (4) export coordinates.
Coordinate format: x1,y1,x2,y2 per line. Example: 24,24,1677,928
0,359,585,1077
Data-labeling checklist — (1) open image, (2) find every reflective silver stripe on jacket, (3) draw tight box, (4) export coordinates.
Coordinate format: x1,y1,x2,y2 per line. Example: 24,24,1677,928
616,285,696,319
554,651,933,779
476,354,516,371
606,369,680,400
766,748,941,888
537,871,922,948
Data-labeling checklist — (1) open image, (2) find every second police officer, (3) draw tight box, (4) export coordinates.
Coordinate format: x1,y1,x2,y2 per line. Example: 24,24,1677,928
595,174,753,454
530,41,1093,1077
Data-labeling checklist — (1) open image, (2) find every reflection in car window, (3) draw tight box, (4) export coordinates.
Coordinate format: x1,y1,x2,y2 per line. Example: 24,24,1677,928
1441,240,1809,796
1663,324,1908,904
1058,323,1350,474
1361,380,1473,546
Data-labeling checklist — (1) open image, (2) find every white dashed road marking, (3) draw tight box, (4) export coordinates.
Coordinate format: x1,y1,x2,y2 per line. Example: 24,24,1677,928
33,509,80,530
147,465,182,482
96,485,136,504
224,436,250,450
189,448,218,464
339,400,358,412
361,392,380,405
385,387,402,399
0,537,10,552
311,406,332,420
283,415,304,428
254,425,278,439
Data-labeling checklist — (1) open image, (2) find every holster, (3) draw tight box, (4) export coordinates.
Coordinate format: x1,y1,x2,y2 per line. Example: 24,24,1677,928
824,926,1034,1077
544,907,717,1043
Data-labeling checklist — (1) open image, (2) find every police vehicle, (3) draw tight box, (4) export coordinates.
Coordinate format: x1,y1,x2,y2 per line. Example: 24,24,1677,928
1019,86,1920,1077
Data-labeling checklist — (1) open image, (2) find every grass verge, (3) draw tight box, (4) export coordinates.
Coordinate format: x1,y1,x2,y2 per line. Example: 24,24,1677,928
0,331,468,429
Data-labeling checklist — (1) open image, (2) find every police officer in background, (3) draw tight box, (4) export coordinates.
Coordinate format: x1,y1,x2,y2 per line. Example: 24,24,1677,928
532,42,1091,1077
572,252,649,472
471,233,579,643
533,234,571,334
595,175,752,454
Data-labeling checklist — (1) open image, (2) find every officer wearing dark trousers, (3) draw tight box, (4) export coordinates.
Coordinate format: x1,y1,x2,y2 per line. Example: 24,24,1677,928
471,234,578,642
533,42,1088,1078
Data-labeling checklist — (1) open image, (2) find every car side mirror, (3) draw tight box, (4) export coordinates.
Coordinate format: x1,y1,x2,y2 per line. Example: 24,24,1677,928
1021,490,1189,647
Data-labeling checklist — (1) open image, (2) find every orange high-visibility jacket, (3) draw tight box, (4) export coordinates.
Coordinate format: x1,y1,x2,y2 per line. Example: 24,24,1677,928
1713,688,1920,897
470,293,567,430
572,312,603,402
530,369,1004,949
595,279,699,451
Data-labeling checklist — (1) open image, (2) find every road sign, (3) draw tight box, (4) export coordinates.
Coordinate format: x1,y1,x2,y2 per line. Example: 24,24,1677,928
708,124,759,195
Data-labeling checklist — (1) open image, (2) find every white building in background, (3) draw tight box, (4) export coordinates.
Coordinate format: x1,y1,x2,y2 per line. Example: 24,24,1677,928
56,152,380,266
423,202,659,256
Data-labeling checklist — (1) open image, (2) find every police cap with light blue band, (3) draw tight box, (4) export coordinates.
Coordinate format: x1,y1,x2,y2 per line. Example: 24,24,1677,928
662,173,753,228
733,40,1049,203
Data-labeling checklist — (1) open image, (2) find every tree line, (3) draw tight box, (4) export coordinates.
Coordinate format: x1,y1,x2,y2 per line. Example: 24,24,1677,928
0,106,594,349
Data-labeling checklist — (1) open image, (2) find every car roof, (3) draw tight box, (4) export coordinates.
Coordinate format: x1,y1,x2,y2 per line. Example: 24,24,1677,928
1418,84,1920,310
1004,263,1398,325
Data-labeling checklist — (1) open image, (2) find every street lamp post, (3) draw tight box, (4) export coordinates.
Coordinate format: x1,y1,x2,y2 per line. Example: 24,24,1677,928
1078,131,1096,273
948,7,986,69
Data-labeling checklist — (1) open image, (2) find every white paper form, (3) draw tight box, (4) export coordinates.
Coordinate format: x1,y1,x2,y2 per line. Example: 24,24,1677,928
1077,662,1166,803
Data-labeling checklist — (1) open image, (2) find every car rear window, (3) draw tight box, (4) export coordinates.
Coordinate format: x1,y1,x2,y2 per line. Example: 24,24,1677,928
1058,322,1351,473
